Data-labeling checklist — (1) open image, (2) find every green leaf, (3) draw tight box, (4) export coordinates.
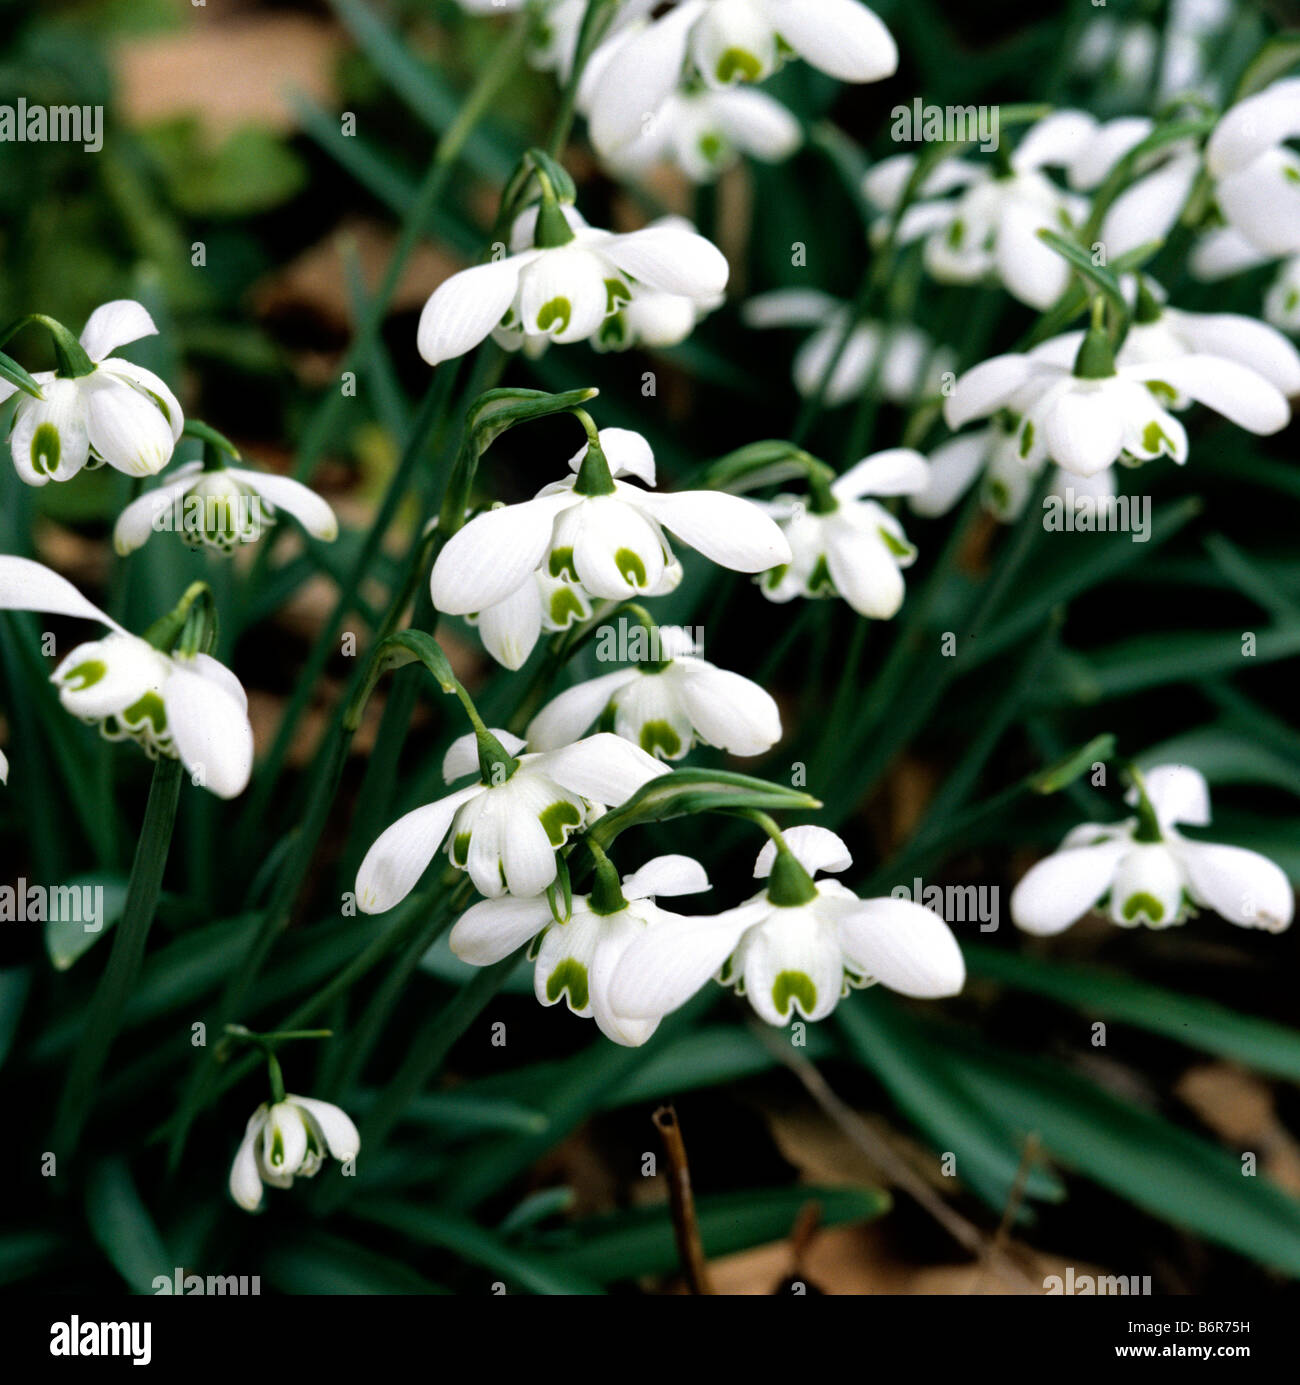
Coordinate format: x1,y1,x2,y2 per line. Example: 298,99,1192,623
261,1230,448,1294
44,872,129,970
465,385,599,455
528,1185,890,1283
1030,734,1116,794
966,945,1300,1081
85,1158,171,1293
1234,32,1300,99
0,348,46,401
1037,229,1128,337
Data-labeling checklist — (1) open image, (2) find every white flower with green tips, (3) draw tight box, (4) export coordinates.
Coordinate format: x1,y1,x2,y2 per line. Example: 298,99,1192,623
607,826,965,1027
417,202,728,366
759,448,929,620
113,459,338,556
430,426,790,616
945,324,1290,478
0,556,253,798
451,854,712,1046
1011,765,1294,936
229,1095,360,1213
354,728,669,909
586,0,897,161
1206,79,1300,258
527,626,781,760
2,300,182,486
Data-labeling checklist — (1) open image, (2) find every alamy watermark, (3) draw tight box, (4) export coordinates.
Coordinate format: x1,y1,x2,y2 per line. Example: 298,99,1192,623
1,879,104,931
890,99,999,153
891,877,999,932
594,622,704,664
0,99,103,153
1043,489,1151,543
1044,1267,1152,1295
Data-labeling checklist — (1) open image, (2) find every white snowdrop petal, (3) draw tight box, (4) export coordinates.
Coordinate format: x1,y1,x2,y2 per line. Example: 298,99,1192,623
602,224,731,302
1042,386,1125,476
53,636,163,721
566,494,666,598
754,825,851,878
0,555,118,629
1215,151,1300,256
1011,109,1098,174
450,894,555,965
673,661,781,756
1147,354,1290,434
837,898,966,997
739,910,844,1024
417,256,527,366
98,360,184,442
945,354,1037,429
1010,839,1130,935
711,86,802,160
164,661,254,800
540,732,669,806
1108,843,1186,927
995,199,1072,310
229,468,338,541
229,1111,267,1211
502,809,564,898
621,854,711,900
588,0,701,156
1169,312,1300,396
833,448,930,501
442,729,524,783
692,0,778,86
824,523,907,619
1136,763,1211,828
476,579,544,671
1178,840,1294,932
1099,155,1197,259
635,488,791,572
764,0,898,83
355,786,479,913
1206,79,1300,175
78,299,157,362
112,464,203,555
526,669,634,751
911,432,988,517
518,246,611,343
83,374,176,477
289,1096,360,1161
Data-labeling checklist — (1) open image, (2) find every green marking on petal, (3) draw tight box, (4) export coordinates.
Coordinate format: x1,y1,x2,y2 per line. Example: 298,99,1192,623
62,659,107,691
985,478,1012,515
772,970,817,1018
537,297,572,335
698,132,724,163
946,218,965,250
546,957,589,1009
877,526,914,559
604,277,631,311
451,831,471,866
1018,420,1035,459
763,563,789,591
807,554,836,596
1146,379,1177,406
539,800,582,846
614,547,647,586
31,422,61,475
1141,420,1170,453
548,546,577,580
639,719,682,759
1122,891,1164,923
270,1127,285,1167
1284,164,1300,185
549,584,585,626
1286,289,1299,312
122,692,167,736
716,47,761,82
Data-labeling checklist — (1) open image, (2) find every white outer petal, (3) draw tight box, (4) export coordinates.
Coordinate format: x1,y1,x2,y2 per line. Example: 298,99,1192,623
526,669,635,750
79,299,157,362
112,463,203,555
0,555,119,630
1176,839,1294,932
289,1095,360,1161
761,0,899,82
1010,838,1130,935
1142,354,1289,434
416,256,528,366
164,657,255,799
754,824,852,878
836,897,966,997
621,854,711,899
601,225,730,301
355,785,480,913
450,893,555,965
832,447,930,501
633,488,791,571
672,659,782,756
229,468,338,541
539,732,669,806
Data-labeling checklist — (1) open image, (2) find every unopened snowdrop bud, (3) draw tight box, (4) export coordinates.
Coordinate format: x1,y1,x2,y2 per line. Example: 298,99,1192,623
229,1095,360,1212
1,300,183,486
1011,763,1294,936
759,449,929,620
608,825,965,1027
0,557,253,798
451,852,712,1046
430,426,789,617
355,728,669,909
527,624,781,761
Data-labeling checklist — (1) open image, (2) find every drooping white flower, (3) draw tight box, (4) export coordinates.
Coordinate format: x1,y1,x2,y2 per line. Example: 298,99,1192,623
1265,255,1300,334
743,290,954,407
0,556,253,798
416,202,729,366
608,825,965,1027
586,0,897,161
863,112,1096,309
451,853,711,1046
430,426,790,616
527,626,781,760
1065,116,1200,261
1,300,183,486
112,460,338,556
229,1094,360,1213
1011,764,1294,935
605,84,801,181
1205,79,1300,259
758,449,929,620
945,326,1290,478
913,414,1115,524
355,728,668,909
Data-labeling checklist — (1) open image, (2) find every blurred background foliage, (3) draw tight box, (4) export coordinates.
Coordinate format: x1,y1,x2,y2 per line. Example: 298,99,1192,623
2,0,1300,1295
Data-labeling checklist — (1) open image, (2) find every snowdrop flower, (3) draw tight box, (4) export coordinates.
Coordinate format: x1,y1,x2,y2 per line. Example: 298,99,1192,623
759,449,929,620
112,459,338,556
451,853,712,1046
470,566,596,672
229,1095,359,1212
0,556,253,798
1206,79,1300,259
945,324,1290,478
430,426,789,616
1265,256,1300,334
913,413,1115,524
0,747,7,785
608,826,965,1027
1011,764,1294,935
355,728,668,909
744,290,953,407
417,201,729,366
1115,278,1300,400
456,0,655,88
863,112,1095,309
607,85,801,181
1066,117,1200,261
1,300,182,486
527,626,781,760
586,0,896,160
